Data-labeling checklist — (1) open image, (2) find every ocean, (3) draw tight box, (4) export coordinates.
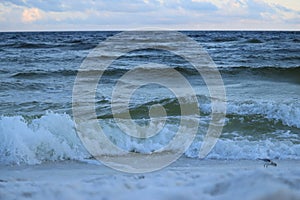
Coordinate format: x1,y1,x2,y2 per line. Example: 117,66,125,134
0,31,299,166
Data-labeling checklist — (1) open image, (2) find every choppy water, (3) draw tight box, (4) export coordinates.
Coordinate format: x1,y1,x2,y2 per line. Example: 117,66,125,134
0,31,299,165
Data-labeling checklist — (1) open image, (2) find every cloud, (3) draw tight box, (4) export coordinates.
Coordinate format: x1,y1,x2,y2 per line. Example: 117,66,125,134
4,0,67,12
22,7,43,23
176,0,218,12
0,0,299,31
2,0,158,12
260,5,300,26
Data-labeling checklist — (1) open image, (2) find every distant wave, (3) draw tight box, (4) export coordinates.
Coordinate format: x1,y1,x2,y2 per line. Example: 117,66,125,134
212,37,239,42
12,42,55,49
220,66,300,84
11,69,77,79
0,82,47,91
1,41,96,50
293,38,300,42
180,66,300,85
9,66,300,85
220,65,300,73
244,38,264,43
0,69,9,74
277,56,300,61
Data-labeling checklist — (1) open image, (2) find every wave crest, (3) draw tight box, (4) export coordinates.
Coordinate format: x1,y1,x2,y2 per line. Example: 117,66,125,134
0,112,89,165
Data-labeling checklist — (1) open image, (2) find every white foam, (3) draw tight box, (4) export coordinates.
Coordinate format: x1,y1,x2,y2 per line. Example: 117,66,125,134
0,112,89,165
229,101,300,128
186,137,300,160
1,111,299,165
200,100,300,128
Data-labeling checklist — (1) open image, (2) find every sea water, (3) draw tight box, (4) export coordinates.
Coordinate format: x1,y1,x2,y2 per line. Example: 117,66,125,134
0,31,299,165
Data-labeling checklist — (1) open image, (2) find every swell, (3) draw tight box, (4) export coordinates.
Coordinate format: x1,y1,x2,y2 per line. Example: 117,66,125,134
220,66,300,84
8,65,300,79
1,41,96,50
112,66,300,85
244,38,264,43
98,95,300,129
11,69,77,79
0,82,47,91
98,96,184,119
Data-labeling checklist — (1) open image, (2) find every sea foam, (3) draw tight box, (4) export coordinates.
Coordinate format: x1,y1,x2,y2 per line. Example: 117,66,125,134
0,109,299,165
0,112,89,165
200,100,300,128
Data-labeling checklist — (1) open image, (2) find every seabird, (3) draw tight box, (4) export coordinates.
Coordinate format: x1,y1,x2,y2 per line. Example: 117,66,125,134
258,158,277,168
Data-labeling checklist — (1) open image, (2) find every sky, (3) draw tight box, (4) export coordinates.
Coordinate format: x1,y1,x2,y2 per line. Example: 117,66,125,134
0,0,299,31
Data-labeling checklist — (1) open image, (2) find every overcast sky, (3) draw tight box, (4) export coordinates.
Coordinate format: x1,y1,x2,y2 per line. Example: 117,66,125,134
0,0,299,31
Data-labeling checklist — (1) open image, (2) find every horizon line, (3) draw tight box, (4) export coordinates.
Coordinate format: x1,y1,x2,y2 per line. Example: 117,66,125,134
1,28,299,33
